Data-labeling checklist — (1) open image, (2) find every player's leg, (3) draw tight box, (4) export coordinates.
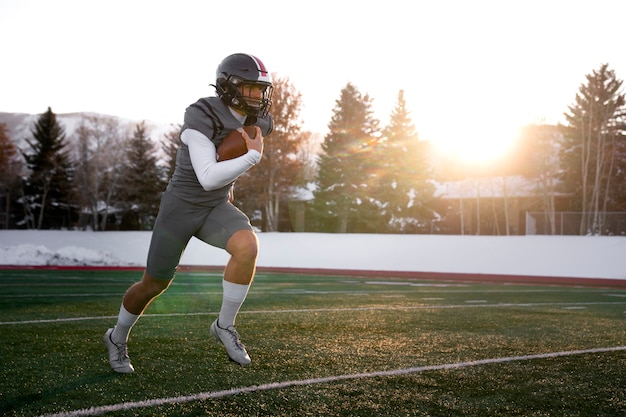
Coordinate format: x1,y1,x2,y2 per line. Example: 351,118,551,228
110,271,172,342
220,229,258,323
198,202,257,366
104,271,172,373
209,229,258,366
105,192,198,373
223,229,258,285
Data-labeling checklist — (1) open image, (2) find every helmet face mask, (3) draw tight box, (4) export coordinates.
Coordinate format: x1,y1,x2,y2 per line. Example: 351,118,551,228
214,54,274,119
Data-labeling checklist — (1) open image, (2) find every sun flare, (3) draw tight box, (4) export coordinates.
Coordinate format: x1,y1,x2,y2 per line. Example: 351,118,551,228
430,119,521,166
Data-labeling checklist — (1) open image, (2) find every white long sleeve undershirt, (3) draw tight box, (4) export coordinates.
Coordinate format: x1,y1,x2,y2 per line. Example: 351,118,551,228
181,128,261,191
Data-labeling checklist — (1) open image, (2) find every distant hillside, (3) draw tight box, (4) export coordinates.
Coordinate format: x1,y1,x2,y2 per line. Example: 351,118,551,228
0,111,179,151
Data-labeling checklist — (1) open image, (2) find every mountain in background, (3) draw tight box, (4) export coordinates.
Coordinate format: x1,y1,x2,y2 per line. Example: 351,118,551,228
0,111,179,150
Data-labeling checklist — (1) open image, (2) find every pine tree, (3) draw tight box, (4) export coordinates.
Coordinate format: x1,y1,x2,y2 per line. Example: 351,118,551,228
234,75,310,231
561,64,626,234
379,90,436,233
21,107,74,229
118,122,165,230
312,83,383,232
161,124,181,183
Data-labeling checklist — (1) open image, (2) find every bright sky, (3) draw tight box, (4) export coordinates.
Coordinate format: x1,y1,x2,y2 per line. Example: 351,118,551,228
1,0,625,163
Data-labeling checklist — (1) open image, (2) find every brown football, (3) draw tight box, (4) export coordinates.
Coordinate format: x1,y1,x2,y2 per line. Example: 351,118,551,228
216,126,257,161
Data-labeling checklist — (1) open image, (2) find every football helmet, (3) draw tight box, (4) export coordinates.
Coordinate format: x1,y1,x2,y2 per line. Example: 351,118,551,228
214,53,273,119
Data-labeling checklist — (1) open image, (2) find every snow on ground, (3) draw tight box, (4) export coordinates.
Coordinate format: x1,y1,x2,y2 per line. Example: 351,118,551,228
1,230,625,281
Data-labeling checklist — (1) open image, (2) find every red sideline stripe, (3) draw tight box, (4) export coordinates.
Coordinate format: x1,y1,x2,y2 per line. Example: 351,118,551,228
0,265,144,271
1,264,625,288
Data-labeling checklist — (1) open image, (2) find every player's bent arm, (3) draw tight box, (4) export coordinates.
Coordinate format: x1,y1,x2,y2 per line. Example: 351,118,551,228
181,129,261,191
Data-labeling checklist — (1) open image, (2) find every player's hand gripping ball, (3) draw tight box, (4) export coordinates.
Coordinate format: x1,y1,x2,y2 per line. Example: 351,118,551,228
216,126,257,161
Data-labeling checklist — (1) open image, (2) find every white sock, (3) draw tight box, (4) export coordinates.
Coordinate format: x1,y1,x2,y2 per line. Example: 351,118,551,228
111,304,140,344
218,280,250,328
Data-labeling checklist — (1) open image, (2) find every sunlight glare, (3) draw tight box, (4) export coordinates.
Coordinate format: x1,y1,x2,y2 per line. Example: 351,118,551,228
431,117,521,166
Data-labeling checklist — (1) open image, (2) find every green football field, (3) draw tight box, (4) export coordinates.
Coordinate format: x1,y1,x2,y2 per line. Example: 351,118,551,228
1,269,625,417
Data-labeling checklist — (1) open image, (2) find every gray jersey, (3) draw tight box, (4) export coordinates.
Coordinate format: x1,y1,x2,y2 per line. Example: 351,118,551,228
166,96,273,207
146,96,273,279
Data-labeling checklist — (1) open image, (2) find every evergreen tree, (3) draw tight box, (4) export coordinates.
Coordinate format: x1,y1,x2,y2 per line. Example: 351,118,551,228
21,107,74,229
312,83,383,232
161,124,181,183
379,90,436,233
0,123,23,228
561,64,626,234
118,122,165,230
235,75,310,231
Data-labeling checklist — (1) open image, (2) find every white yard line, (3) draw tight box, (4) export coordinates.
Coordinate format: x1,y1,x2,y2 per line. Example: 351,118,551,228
38,345,626,417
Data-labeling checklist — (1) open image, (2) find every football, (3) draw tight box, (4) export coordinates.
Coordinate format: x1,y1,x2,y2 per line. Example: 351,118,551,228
216,126,257,161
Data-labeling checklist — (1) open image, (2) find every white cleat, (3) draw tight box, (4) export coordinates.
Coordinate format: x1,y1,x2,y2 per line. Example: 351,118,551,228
104,328,134,374
210,320,251,367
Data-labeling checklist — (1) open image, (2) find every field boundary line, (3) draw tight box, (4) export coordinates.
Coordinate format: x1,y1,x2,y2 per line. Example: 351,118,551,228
38,345,626,417
2,302,625,325
2,265,625,288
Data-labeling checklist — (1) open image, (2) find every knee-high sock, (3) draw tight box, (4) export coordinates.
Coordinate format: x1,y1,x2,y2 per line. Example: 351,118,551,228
111,304,139,344
218,280,250,328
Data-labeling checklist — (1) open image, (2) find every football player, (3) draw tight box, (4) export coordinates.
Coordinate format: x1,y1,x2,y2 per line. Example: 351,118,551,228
104,53,274,372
